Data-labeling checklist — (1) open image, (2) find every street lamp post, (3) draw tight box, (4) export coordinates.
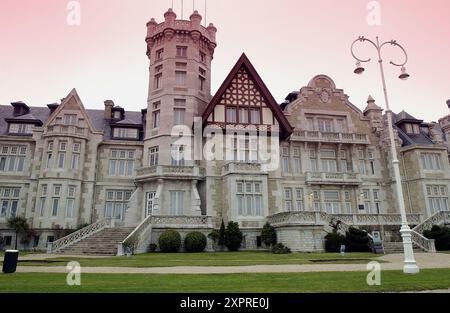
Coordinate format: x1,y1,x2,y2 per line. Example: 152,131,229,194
350,36,419,274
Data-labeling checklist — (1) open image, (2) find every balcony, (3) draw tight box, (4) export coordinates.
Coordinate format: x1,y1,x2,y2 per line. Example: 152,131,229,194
44,124,87,138
306,171,362,185
222,162,263,175
291,130,370,144
136,165,205,181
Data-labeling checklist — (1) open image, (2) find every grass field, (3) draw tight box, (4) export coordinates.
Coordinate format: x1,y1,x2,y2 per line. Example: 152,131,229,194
1,269,449,293
10,252,383,267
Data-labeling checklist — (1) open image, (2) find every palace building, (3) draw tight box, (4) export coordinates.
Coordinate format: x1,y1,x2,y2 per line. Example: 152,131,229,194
1,8,449,254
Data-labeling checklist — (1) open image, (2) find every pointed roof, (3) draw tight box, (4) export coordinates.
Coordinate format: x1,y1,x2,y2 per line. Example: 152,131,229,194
394,110,423,124
363,95,383,114
202,53,293,139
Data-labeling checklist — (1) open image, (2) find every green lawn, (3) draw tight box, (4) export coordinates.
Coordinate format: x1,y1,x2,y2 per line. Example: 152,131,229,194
1,269,449,293
12,252,383,267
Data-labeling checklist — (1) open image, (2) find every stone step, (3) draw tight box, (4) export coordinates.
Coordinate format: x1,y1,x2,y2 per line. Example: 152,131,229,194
57,227,134,256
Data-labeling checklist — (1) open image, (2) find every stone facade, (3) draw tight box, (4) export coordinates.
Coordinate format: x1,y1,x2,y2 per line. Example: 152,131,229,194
1,8,449,252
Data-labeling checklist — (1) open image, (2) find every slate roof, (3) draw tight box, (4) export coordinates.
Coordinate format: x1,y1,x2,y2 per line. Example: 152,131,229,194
0,104,145,141
389,112,434,147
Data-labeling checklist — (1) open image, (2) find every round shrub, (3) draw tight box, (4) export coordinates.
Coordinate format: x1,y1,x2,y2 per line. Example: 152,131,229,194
345,227,371,252
424,225,450,251
261,222,277,247
272,243,291,254
184,231,207,252
158,230,181,253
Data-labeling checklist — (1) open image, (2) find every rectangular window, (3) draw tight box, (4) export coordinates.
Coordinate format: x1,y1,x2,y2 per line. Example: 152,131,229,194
250,109,261,124
0,187,20,218
176,46,188,57
239,108,249,123
293,157,301,174
156,48,164,60
284,188,293,211
282,156,290,174
359,160,366,175
146,192,156,217
200,51,206,62
51,198,59,217
199,76,205,91
152,110,160,128
154,73,162,89
175,71,187,85
174,108,185,125
63,114,77,125
108,150,135,177
318,119,333,132
0,145,27,173
8,123,33,134
169,191,185,215
105,190,131,220
226,107,237,123
113,128,139,139
236,181,263,216
58,152,65,168
171,145,185,166
65,198,74,218
426,185,449,214
421,153,442,170
149,146,159,166
71,153,79,170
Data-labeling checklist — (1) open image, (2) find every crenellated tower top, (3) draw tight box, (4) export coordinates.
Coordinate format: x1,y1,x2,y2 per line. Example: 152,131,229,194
145,8,217,60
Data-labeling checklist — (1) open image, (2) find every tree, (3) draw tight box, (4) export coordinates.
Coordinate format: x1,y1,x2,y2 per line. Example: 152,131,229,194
7,216,30,250
218,219,226,248
261,222,277,247
224,221,243,251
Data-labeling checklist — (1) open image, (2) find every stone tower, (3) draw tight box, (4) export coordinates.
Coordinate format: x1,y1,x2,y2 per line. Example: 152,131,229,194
363,95,383,132
127,9,217,224
144,8,217,166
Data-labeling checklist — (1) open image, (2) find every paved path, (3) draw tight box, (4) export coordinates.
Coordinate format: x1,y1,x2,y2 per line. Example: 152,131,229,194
14,253,450,274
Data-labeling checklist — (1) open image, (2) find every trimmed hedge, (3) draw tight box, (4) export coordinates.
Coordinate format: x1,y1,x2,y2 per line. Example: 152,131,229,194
424,225,450,251
158,230,181,253
184,232,207,252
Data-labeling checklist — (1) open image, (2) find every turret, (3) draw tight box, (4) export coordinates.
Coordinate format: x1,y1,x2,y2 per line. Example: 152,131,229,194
363,95,383,131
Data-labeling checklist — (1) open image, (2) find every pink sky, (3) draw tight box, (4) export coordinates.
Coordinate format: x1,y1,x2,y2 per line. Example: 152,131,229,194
1,0,449,122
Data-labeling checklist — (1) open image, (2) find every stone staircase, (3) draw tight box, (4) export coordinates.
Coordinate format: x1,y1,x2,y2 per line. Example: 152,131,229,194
382,241,423,254
57,227,134,256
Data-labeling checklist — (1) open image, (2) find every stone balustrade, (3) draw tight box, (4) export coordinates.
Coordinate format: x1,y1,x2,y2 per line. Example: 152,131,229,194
136,165,205,180
306,171,362,185
267,211,423,228
222,162,263,175
45,124,87,138
292,130,369,144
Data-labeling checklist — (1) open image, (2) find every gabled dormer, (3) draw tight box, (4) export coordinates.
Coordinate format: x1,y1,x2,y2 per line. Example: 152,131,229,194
5,102,43,136
395,110,423,135
202,53,292,139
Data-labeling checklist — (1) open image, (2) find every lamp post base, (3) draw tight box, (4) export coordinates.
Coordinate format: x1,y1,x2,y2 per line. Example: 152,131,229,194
400,225,420,274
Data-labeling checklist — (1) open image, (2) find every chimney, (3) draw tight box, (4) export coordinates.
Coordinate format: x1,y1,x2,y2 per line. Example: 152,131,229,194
104,100,114,119
47,103,59,114
11,101,30,116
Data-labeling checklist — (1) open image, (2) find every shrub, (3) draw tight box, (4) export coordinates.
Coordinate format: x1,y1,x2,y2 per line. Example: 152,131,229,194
7,216,30,249
345,227,371,252
185,232,207,252
149,243,157,252
324,231,346,252
224,221,243,251
218,220,226,247
158,230,181,253
272,243,291,254
424,225,450,251
261,222,277,247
